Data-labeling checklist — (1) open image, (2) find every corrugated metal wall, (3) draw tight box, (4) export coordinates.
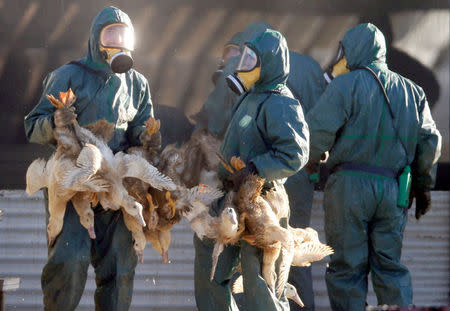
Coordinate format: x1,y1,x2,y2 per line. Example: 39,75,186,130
0,190,448,310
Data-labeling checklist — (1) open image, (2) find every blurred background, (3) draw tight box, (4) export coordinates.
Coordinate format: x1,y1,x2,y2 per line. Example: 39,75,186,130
0,1,448,310
0,0,448,189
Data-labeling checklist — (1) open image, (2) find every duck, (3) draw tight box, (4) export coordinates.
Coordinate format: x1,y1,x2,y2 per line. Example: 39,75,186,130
123,117,181,263
142,184,225,264
28,89,176,248
181,189,245,280
156,128,222,189
216,155,294,297
123,118,228,263
289,227,334,268
52,90,176,227
234,172,294,297
180,128,222,188
234,175,333,297
26,91,112,246
146,189,180,263
122,209,147,263
71,191,98,239
26,141,109,246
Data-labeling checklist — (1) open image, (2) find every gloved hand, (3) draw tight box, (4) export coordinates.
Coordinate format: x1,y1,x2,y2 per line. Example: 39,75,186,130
305,161,319,175
227,162,257,191
54,106,76,128
412,190,431,220
140,130,162,151
304,153,327,174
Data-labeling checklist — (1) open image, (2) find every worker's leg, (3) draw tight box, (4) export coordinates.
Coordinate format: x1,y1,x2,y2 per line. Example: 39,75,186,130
324,174,376,311
194,235,241,311
285,169,315,310
41,189,91,311
193,195,241,311
369,179,412,306
91,209,137,311
240,240,290,311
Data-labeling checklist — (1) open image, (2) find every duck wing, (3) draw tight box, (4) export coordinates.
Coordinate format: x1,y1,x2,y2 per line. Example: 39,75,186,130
63,144,109,192
116,152,176,191
174,184,224,212
292,241,334,267
26,158,49,195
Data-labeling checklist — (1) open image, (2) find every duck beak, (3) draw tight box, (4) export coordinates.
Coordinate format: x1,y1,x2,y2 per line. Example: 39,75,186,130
138,251,144,264
48,237,56,248
292,293,304,308
135,212,146,227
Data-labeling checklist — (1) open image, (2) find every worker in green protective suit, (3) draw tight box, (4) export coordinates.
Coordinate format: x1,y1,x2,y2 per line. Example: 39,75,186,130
250,22,328,311
194,21,326,311
306,23,441,310
196,28,309,311
192,30,247,311
193,31,244,138
24,6,159,311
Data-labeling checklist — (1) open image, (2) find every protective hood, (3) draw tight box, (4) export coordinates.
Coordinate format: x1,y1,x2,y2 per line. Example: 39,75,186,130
86,6,134,72
341,23,387,70
226,31,244,47
245,29,289,92
241,21,272,40
223,21,273,55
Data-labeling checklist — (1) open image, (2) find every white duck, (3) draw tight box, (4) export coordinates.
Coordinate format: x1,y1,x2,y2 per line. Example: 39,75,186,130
26,142,108,246
289,227,334,268
179,186,245,281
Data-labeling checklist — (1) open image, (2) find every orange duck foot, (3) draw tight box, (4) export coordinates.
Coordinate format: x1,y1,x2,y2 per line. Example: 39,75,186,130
241,235,257,245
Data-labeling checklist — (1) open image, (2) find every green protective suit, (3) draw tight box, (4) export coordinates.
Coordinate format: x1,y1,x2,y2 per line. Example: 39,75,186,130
195,29,309,311
193,30,244,138
195,56,241,138
306,23,441,310
24,6,152,311
194,22,270,139
194,21,325,311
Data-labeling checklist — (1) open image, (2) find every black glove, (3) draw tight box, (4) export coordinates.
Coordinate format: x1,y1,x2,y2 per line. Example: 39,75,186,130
54,106,76,128
140,130,162,151
305,161,319,175
304,153,327,174
411,190,431,220
228,162,257,192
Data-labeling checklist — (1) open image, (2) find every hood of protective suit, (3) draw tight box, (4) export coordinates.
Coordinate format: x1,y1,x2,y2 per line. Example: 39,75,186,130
242,21,272,41
86,6,134,71
226,31,244,47
245,29,289,92
341,23,386,70
225,21,273,51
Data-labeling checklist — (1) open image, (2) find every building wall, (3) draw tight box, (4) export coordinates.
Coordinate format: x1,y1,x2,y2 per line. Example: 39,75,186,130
1,190,448,310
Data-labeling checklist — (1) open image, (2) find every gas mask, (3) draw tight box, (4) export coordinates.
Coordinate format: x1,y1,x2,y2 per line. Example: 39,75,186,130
211,69,223,85
211,44,241,85
323,42,350,83
226,45,260,95
99,23,134,73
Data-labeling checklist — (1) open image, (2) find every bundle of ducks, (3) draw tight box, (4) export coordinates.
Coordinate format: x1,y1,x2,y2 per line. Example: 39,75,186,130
182,154,334,302
25,89,212,263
